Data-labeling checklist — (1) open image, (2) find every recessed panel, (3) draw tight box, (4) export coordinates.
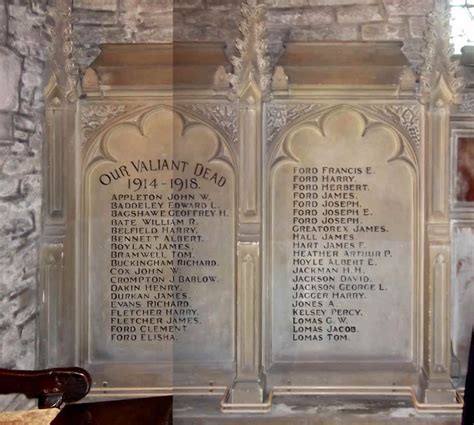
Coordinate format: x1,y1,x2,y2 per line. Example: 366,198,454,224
269,108,416,363
84,106,235,365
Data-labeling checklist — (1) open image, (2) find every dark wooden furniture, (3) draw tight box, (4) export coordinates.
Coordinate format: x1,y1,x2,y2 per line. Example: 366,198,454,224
0,367,172,424
462,328,474,425
52,395,173,425
0,367,91,408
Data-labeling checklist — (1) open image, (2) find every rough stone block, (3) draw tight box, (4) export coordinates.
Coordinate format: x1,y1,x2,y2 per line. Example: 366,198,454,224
0,3,6,44
13,129,29,141
75,0,118,11
268,7,334,27
0,176,19,199
134,26,172,42
137,11,172,28
383,0,434,16
402,37,424,65
308,0,376,5
6,4,28,20
74,25,127,46
174,0,204,8
74,9,118,25
263,0,308,6
0,48,21,113
17,117,37,135
204,0,241,9
179,9,238,29
337,5,383,23
289,24,358,41
3,207,34,237
120,0,172,11
11,141,26,154
0,113,13,139
361,21,407,40
408,16,426,38
20,174,40,197
2,157,36,176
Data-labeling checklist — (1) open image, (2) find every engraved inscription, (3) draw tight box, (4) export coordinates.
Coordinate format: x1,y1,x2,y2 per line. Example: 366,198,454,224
85,108,235,363
270,108,415,362
290,166,388,343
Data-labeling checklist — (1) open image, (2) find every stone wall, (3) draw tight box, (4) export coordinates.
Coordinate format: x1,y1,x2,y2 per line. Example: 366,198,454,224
0,0,48,410
74,0,432,69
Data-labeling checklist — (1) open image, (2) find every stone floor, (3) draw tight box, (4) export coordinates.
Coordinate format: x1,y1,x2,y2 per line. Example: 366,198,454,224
173,395,462,425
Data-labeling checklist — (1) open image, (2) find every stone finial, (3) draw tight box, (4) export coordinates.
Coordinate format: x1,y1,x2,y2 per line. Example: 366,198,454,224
46,2,79,103
229,0,272,100
419,0,465,105
63,7,79,102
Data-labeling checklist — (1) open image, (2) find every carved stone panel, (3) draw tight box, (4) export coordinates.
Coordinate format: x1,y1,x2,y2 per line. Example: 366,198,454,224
268,107,418,364
81,106,236,368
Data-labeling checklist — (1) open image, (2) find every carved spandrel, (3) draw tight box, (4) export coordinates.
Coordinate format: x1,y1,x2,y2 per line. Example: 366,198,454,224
266,104,324,145
81,104,142,146
179,104,238,145
266,103,421,149
365,104,421,148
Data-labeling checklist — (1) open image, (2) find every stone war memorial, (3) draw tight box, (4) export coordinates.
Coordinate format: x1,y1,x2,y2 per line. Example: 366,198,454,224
1,0,473,422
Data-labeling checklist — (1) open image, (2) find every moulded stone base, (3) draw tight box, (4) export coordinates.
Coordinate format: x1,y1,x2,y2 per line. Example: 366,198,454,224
174,395,461,425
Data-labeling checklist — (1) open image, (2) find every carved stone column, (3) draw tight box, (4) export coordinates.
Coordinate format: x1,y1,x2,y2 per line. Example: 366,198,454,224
228,0,271,406
419,0,464,403
40,1,79,367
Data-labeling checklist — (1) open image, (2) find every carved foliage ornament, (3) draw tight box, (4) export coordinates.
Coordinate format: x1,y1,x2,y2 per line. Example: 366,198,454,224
82,104,139,145
419,0,464,104
230,0,272,100
366,104,421,148
267,104,421,149
266,104,324,145
181,104,239,144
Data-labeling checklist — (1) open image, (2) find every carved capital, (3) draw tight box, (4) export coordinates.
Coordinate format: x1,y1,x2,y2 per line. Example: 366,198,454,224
230,0,272,101
419,0,465,105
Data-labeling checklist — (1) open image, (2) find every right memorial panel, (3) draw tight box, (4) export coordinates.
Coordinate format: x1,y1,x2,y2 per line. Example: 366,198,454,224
268,107,418,365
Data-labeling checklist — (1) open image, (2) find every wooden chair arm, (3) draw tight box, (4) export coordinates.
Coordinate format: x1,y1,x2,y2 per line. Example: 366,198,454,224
0,367,91,408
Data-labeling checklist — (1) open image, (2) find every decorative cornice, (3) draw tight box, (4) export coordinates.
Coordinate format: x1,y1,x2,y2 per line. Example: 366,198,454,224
419,0,464,105
230,0,272,100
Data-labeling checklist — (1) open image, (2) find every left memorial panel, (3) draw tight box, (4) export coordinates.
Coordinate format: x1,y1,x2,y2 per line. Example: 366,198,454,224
81,106,236,384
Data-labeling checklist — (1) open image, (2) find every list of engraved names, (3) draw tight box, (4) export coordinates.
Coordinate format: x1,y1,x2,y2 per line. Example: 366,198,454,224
98,159,230,344
291,166,390,343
